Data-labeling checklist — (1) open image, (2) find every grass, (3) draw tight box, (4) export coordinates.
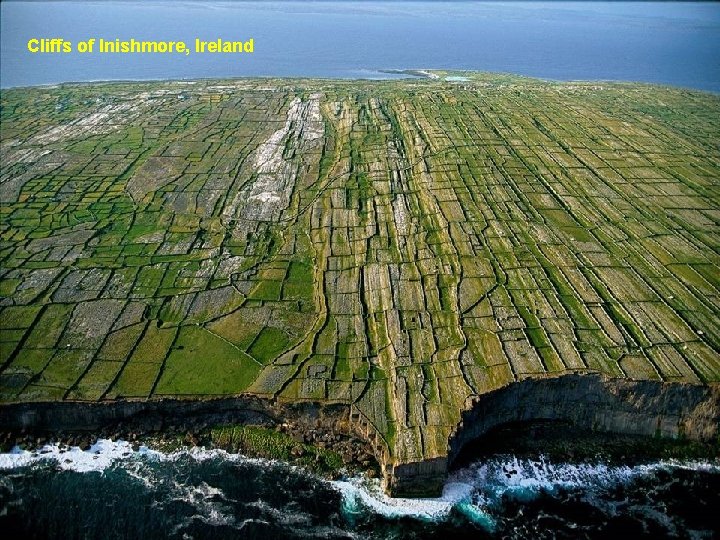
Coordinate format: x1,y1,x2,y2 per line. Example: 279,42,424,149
109,360,161,398
0,73,718,467
248,326,290,364
210,424,344,475
154,326,261,395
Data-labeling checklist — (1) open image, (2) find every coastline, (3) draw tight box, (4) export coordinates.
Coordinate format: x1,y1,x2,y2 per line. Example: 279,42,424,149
1,416,718,498
1,69,718,95
450,420,720,472
1,374,718,496
0,397,381,480
2,435,718,538
0,424,380,481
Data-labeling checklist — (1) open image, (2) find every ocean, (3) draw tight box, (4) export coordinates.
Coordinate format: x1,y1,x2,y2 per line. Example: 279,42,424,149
1,441,719,539
1,1,719,91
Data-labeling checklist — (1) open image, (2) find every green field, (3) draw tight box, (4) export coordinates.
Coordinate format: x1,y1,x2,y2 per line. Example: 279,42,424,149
1,72,719,467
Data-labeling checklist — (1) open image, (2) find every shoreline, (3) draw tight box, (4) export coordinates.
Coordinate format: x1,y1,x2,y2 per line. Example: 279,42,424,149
2,433,718,537
450,419,720,472
2,420,718,491
1,375,718,494
0,397,381,480
1,69,717,95
1,375,719,497
0,424,381,481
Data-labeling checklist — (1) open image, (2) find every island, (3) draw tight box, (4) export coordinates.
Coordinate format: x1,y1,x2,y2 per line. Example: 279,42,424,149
1,72,718,497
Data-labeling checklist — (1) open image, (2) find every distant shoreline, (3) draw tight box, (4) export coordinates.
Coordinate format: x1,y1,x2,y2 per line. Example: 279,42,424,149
1,69,718,95
4,1,718,91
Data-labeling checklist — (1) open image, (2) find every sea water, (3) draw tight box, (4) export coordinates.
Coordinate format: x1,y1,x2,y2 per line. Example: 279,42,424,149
1,440,718,538
1,1,719,91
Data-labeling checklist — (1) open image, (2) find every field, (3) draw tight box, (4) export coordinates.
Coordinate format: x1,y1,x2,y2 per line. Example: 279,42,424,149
1,72,719,469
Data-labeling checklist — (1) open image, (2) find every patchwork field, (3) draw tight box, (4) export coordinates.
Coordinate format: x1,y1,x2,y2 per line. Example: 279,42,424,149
1,73,719,477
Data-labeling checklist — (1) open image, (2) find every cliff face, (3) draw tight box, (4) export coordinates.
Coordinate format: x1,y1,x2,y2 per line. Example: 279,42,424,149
2,374,717,498
389,374,719,497
0,396,349,444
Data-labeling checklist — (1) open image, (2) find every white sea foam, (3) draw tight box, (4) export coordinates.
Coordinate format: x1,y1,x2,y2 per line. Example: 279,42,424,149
332,456,720,526
452,455,720,501
332,476,475,520
0,439,156,472
2,441,717,528
170,480,235,529
0,439,269,473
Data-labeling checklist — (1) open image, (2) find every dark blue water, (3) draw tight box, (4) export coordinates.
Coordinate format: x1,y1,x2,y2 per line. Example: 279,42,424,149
1,442,719,539
1,1,719,91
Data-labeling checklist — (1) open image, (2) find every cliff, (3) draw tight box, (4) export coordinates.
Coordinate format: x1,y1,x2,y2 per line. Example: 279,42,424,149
389,374,719,496
1,373,717,497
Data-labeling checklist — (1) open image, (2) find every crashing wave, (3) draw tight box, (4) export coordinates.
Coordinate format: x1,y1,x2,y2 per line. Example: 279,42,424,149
332,454,720,528
1,440,718,531
0,439,273,473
